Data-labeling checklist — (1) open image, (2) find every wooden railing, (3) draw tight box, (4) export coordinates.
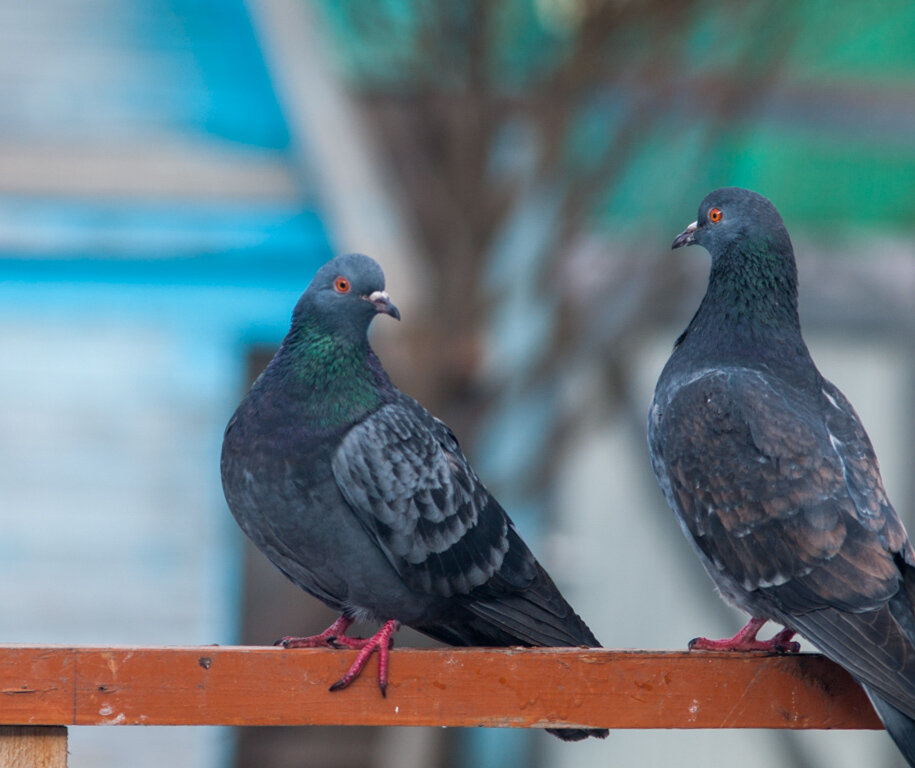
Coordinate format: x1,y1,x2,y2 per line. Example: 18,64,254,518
0,645,881,766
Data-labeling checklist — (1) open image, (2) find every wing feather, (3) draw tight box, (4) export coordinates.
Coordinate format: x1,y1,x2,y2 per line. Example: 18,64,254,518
652,369,908,613
331,400,516,598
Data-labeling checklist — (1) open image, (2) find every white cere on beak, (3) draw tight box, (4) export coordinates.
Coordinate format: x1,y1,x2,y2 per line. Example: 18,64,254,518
368,290,390,302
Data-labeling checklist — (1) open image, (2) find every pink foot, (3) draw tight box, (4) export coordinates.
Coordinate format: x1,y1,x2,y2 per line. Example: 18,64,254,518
275,615,354,649
329,619,399,697
689,617,800,653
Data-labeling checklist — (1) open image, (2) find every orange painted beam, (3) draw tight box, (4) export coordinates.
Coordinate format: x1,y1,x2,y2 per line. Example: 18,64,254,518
0,645,881,732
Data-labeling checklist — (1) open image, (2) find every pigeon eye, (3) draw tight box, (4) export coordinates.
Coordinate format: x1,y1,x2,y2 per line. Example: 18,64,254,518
333,277,351,294
708,208,723,223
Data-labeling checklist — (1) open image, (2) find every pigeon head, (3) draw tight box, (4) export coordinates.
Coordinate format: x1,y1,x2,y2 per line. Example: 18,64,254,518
672,187,792,260
292,253,400,338
669,187,804,357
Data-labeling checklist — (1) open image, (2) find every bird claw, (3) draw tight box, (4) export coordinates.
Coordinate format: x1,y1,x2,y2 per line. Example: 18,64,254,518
689,635,799,653
327,619,398,696
688,619,799,653
275,615,357,650
275,616,399,695
329,632,395,651
329,634,369,650
327,671,387,698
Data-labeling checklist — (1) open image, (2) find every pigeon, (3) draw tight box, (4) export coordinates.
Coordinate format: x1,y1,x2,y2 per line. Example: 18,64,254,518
221,253,608,742
648,187,915,765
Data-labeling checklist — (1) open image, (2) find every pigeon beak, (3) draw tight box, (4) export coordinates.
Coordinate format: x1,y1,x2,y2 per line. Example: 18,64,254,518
366,290,401,320
672,221,698,250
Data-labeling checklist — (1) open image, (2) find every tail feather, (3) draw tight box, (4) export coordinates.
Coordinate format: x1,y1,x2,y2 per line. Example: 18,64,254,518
466,562,601,646
546,726,607,742
779,587,915,765
466,595,597,647
784,591,915,722
867,689,915,768
415,563,608,742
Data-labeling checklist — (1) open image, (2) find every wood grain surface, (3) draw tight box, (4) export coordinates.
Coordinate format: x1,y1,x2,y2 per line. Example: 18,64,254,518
0,645,882,732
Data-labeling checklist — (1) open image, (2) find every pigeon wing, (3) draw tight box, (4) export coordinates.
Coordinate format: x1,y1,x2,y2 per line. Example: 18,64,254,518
331,400,530,598
652,368,909,614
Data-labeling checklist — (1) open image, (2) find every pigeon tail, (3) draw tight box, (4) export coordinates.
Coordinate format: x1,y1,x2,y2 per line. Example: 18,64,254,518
546,726,608,742
867,690,915,768
462,558,602,646
463,594,599,647
409,617,611,741
415,564,609,741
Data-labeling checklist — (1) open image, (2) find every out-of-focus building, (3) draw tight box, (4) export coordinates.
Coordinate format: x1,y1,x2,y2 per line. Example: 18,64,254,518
0,2,332,766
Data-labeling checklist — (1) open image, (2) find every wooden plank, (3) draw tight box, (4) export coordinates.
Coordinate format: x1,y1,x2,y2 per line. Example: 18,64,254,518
0,646,883,731
0,726,68,768
0,648,74,726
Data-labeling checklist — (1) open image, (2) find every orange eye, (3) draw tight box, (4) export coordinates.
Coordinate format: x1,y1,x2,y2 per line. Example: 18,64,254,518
708,207,723,223
333,276,351,294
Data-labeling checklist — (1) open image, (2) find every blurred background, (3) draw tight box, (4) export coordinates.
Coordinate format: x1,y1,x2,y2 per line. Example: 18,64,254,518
1,1,913,767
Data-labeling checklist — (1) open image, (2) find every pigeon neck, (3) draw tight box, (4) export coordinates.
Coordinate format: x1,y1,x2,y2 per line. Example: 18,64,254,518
272,319,392,427
678,241,811,373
